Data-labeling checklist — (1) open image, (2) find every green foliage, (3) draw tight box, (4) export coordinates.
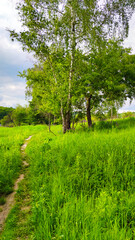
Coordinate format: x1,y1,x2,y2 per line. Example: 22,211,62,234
121,54,135,99
0,125,46,195
1,114,13,127
27,102,50,125
9,0,135,132
122,111,135,118
106,106,118,119
20,122,135,239
0,205,20,239
10,0,135,53
21,52,70,119
1,121,135,239
12,105,29,126
19,40,135,131
90,117,135,131
0,107,14,121
0,104,50,127
0,179,34,240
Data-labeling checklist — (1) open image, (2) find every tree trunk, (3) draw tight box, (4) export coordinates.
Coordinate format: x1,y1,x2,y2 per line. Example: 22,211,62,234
66,6,76,131
87,95,92,128
63,116,67,134
48,113,51,132
66,108,71,131
72,119,75,129
53,115,55,124
111,106,113,119
61,101,67,134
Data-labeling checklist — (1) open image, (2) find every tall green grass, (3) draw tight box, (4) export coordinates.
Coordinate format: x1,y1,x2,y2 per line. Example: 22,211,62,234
95,117,135,131
25,122,135,240
0,119,135,239
0,125,47,195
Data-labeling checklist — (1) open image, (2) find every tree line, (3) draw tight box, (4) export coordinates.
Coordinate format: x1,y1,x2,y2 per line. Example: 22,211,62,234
0,105,52,127
1,103,135,128
9,0,135,133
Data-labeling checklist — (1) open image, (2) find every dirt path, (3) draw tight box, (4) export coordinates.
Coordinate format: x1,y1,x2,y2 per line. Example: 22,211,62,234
0,136,32,230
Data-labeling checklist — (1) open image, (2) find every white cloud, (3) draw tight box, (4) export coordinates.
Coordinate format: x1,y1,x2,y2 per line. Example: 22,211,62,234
0,33,33,66
119,99,135,113
0,0,34,66
0,76,15,86
1,82,25,94
0,75,28,107
0,0,21,30
0,0,33,107
0,95,27,108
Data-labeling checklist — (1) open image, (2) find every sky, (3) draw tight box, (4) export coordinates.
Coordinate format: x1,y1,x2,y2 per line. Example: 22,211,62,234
0,0,135,112
0,0,33,107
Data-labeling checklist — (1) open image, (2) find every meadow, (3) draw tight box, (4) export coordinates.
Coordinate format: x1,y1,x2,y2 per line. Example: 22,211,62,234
0,125,47,197
0,118,135,239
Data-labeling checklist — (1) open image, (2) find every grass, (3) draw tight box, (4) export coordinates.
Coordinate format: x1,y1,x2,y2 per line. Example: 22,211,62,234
0,125,47,195
95,117,135,131
0,175,34,240
0,119,135,239
25,121,135,239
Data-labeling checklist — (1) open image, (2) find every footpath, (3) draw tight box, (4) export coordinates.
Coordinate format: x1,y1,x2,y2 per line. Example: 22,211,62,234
0,136,32,233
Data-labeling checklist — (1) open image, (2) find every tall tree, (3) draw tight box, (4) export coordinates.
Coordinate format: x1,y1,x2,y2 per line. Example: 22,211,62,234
9,0,135,131
73,40,135,127
20,50,71,132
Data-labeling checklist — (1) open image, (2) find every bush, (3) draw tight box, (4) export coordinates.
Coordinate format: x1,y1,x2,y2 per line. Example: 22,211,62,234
1,115,13,126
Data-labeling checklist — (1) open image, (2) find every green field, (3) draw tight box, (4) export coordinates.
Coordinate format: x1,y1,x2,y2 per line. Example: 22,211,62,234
0,125,47,196
0,119,135,240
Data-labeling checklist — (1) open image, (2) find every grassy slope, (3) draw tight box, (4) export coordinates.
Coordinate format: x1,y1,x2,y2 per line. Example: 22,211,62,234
1,120,135,239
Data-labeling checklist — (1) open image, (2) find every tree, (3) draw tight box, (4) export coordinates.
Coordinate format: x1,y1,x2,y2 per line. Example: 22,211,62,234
100,46,135,120
20,41,135,130
72,41,124,126
0,106,14,120
12,105,28,126
73,39,135,127
9,0,135,132
121,53,135,99
20,49,71,132
27,101,51,125
1,114,13,127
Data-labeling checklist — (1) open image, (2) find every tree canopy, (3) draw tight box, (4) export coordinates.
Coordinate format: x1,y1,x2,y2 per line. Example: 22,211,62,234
0,106,14,120
9,0,135,132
